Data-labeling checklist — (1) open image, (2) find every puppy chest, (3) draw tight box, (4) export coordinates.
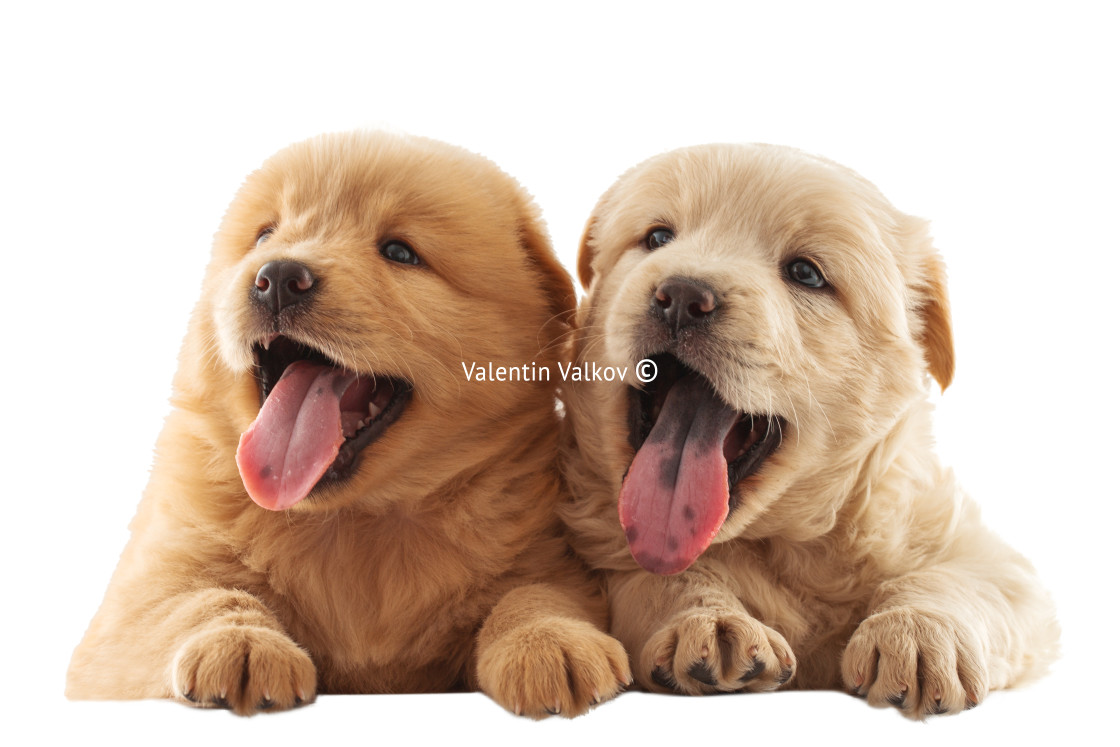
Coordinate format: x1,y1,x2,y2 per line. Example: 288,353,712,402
256,541,494,673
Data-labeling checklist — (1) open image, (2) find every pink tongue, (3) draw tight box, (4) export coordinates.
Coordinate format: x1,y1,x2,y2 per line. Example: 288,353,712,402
619,375,740,575
236,360,358,511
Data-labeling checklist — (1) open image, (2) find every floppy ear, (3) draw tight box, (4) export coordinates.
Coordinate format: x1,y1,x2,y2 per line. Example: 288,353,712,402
576,216,597,290
519,208,577,322
918,254,955,391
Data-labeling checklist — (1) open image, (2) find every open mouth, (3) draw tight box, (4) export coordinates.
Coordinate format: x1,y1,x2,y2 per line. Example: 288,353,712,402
235,335,412,511
621,353,784,575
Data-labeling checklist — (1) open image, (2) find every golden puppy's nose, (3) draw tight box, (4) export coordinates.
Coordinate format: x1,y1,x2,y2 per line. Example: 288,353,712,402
653,277,717,335
253,260,316,315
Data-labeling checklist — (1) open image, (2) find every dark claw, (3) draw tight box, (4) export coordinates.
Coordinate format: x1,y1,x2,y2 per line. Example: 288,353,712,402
545,707,560,715
776,667,793,686
738,657,765,683
294,696,304,706
886,692,907,708
182,690,198,703
258,697,274,710
650,667,676,691
931,699,949,715
850,687,867,700
210,696,231,709
687,661,718,686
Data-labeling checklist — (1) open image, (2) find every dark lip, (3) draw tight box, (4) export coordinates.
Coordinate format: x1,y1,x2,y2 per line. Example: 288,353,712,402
250,334,413,489
320,382,412,486
627,353,785,506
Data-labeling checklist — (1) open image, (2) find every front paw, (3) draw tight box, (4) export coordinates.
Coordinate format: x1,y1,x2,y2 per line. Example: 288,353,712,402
477,618,631,718
842,608,989,718
640,607,795,694
171,625,317,715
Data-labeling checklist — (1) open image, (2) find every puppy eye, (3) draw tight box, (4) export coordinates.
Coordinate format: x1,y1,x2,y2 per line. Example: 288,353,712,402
646,228,675,250
381,241,421,266
786,259,828,288
255,227,274,249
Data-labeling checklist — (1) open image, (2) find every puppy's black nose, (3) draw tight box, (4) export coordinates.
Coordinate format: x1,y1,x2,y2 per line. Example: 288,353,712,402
253,260,316,314
653,277,717,334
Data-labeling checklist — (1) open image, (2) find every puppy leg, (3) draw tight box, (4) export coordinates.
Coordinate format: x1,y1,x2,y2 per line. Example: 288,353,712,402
842,531,1058,718
610,567,795,695
68,585,316,715
475,583,631,718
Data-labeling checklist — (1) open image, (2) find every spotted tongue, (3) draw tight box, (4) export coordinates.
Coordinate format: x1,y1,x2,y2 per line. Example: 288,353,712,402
236,360,358,511
620,374,740,575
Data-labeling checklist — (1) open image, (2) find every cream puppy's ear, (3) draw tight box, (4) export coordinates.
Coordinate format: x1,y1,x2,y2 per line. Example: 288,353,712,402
576,216,597,290
896,211,955,392
918,253,955,391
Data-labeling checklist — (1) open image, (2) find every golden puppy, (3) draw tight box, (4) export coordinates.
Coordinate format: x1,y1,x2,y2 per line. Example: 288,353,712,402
560,144,1059,717
66,131,629,717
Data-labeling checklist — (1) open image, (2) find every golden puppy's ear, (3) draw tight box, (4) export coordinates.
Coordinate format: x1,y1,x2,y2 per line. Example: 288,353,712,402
576,216,597,290
520,209,577,321
919,255,955,391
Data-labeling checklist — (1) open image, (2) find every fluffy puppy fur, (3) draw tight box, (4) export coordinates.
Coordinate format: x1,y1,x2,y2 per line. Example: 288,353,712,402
66,131,629,717
560,144,1058,718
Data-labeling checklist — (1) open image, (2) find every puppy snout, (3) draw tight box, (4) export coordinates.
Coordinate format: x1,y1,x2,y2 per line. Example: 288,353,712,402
652,277,717,335
253,260,316,315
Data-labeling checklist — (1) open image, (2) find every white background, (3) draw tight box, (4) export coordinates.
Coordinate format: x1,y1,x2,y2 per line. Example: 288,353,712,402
2,1,1116,744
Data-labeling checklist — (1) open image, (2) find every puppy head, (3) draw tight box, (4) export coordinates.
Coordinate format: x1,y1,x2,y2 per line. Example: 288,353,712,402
569,144,952,573
184,131,573,513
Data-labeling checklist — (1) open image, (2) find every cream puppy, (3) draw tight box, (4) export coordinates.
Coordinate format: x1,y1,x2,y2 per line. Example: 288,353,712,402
560,143,1059,717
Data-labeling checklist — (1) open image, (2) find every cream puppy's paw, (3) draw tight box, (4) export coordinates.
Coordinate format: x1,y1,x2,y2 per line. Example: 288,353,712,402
842,607,990,718
477,618,631,718
641,607,795,694
171,625,316,715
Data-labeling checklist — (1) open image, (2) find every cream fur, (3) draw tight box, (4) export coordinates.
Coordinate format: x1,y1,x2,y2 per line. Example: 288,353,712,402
561,143,1058,718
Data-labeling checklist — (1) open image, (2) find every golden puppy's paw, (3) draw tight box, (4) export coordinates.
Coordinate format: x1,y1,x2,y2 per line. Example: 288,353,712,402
842,608,990,718
477,618,631,718
640,607,795,694
171,625,316,715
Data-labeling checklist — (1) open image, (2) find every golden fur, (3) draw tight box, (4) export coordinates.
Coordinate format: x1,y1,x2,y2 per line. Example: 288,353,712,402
560,143,1059,717
66,131,629,717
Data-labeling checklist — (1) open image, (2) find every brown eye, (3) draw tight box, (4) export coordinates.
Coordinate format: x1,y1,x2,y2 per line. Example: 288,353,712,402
646,228,674,250
786,259,827,288
381,241,420,265
255,227,274,249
